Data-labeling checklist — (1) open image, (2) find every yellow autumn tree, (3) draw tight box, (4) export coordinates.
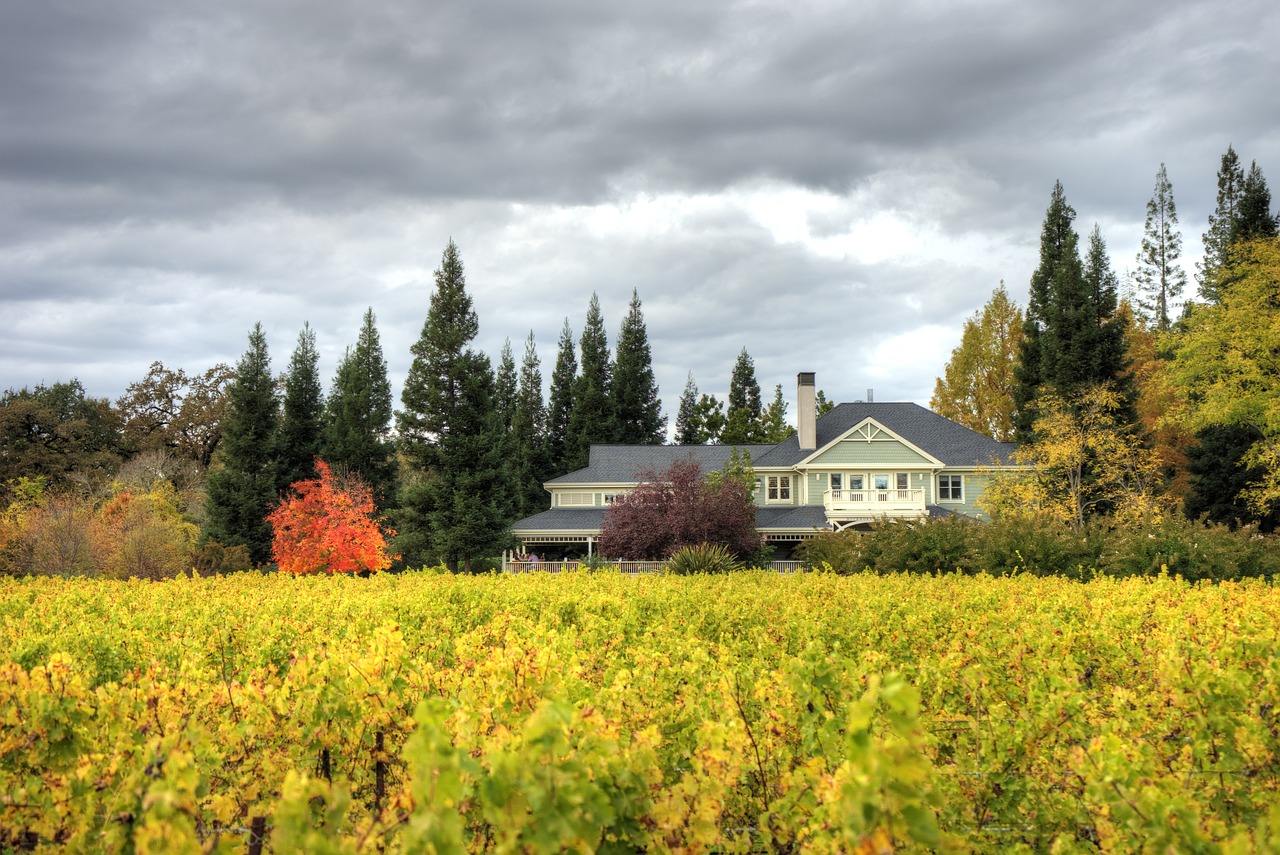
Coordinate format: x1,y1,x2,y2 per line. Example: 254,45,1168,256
980,386,1169,529
1170,238,1280,517
931,284,1023,441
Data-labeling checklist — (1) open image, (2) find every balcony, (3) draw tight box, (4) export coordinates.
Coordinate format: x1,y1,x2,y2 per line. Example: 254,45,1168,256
823,488,926,519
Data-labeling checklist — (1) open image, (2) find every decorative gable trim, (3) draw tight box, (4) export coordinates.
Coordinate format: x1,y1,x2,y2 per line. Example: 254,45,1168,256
795,417,945,468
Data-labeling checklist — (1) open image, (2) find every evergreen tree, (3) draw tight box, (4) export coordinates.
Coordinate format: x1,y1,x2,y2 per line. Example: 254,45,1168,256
1198,145,1245,302
325,308,396,509
612,289,665,444
545,319,577,475
204,323,279,564
759,384,795,443
1238,161,1279,242
1133,164,1187,330
1184,424,1279,533
511,332,549,517
494,339,518,436
565,293,614,471
695,394,726,444
278,322,325,491
1014,183,1130,440
815,390,835,417
674,372,701,445
396,241,504,571
722,348,763,444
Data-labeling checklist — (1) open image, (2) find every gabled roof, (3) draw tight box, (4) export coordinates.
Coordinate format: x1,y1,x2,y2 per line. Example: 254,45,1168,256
752,402,1015,468
545,444,774,486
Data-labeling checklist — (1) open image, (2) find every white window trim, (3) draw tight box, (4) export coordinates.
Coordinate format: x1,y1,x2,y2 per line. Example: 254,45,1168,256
558,491,595,508
766,474,793,503
937,474,964,503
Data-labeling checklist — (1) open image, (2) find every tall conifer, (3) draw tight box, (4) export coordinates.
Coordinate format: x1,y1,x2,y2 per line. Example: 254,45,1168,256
722,348,763,444
396,241,503,571
1198,145,1245,302
674,373,700,445
278,322,324,491
545,319,577,475
511,332,549,517
565,293,614,471
612,289,665,444
325,308,396,508
1133,164,1187,330
204,323,279,564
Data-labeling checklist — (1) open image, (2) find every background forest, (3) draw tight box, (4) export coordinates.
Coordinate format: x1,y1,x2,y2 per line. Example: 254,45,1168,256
2,146,1277,576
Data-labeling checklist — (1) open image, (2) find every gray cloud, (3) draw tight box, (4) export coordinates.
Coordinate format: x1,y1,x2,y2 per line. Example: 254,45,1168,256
2,0,1279,427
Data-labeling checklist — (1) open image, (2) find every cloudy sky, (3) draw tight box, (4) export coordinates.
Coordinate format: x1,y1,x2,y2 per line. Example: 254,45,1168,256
3,0,1278,430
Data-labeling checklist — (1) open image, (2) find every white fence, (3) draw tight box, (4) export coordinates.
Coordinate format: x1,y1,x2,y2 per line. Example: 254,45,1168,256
504,559,805,574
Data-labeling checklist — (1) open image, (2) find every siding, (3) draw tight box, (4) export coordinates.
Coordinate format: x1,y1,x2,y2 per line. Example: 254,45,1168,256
808,439,935,468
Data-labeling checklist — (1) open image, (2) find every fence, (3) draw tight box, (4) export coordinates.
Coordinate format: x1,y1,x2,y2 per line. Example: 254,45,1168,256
504,559,805,574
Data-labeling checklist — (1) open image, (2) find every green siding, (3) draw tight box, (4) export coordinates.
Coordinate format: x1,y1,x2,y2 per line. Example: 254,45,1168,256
808,439,935,468
933,472,994,520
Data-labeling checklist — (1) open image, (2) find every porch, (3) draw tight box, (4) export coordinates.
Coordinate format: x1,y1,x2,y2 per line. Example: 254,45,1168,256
823,488,926,518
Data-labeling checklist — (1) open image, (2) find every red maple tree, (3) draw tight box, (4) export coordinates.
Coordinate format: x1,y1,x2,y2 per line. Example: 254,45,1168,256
267,460,395,574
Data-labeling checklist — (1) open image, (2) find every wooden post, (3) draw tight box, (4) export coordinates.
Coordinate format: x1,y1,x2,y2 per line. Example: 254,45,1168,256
247,816,267,855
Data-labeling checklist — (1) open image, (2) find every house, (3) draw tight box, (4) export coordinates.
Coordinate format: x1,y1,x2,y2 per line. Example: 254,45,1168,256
511,373,1017,559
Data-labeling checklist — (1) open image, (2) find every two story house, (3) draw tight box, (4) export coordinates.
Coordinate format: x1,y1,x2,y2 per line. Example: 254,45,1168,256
511,373,1017,559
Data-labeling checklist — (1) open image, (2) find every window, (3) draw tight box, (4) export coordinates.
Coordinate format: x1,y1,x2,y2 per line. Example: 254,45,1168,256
849,474,864,491
559,492,594,507
830,473,843,496
873,474,890,491
767,475,792,501
896,473,909,491
938,475,963,502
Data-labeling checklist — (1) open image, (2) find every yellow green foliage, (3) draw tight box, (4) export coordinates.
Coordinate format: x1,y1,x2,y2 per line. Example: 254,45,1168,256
981,385,1170,528
1171,238,1280,516
2,572,1279,852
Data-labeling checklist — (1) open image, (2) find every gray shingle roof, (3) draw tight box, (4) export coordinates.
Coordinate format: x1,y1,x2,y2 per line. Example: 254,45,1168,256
512,505,830,535
511,508,607,533
546,444,775,485
752,402,1015,468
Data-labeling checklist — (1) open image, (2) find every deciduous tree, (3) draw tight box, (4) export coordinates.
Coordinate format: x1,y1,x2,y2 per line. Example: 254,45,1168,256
267,460,394,574
980,386,1167,530
931,284,1023,441
598,458,758,559
1171,238,1280,523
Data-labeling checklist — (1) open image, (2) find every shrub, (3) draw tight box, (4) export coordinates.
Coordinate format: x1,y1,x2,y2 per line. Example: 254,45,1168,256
1101,517,1280,582
796,530,870,575
666,543,742,575
973,515,1104,579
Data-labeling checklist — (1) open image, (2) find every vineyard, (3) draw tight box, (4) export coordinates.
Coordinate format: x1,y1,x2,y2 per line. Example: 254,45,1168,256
2,571,1279,853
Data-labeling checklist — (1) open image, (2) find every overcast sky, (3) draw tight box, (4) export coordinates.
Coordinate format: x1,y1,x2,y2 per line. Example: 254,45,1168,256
3,0,1278,431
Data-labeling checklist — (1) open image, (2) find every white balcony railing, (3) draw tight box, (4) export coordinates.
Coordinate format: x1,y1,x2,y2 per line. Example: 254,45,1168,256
823,488,925,516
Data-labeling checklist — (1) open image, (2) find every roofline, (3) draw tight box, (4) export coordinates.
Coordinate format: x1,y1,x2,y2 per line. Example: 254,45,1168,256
795,416,945,468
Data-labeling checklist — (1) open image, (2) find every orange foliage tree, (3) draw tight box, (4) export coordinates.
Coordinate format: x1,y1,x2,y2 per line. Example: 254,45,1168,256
267,460,395,574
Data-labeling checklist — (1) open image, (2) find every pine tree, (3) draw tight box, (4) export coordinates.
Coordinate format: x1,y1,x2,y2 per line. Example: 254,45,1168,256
277,322,325,491
759,384,795,443
695,394,726,443
1198,145,1245,302
545,319,577,475
494,339,518,436
1238,161,1279,242
612,289,665,444
511,332,549,517
565,293,614,471
204,323,279,564
1133,164,1187,330
674,373,700,445
1015,182,1085,441
1081,225,1136,423
722,348,763,444
325,308,396,509
396,241,504,571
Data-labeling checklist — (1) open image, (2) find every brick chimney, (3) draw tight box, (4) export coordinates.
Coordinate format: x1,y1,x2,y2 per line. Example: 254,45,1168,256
797,372,816,450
